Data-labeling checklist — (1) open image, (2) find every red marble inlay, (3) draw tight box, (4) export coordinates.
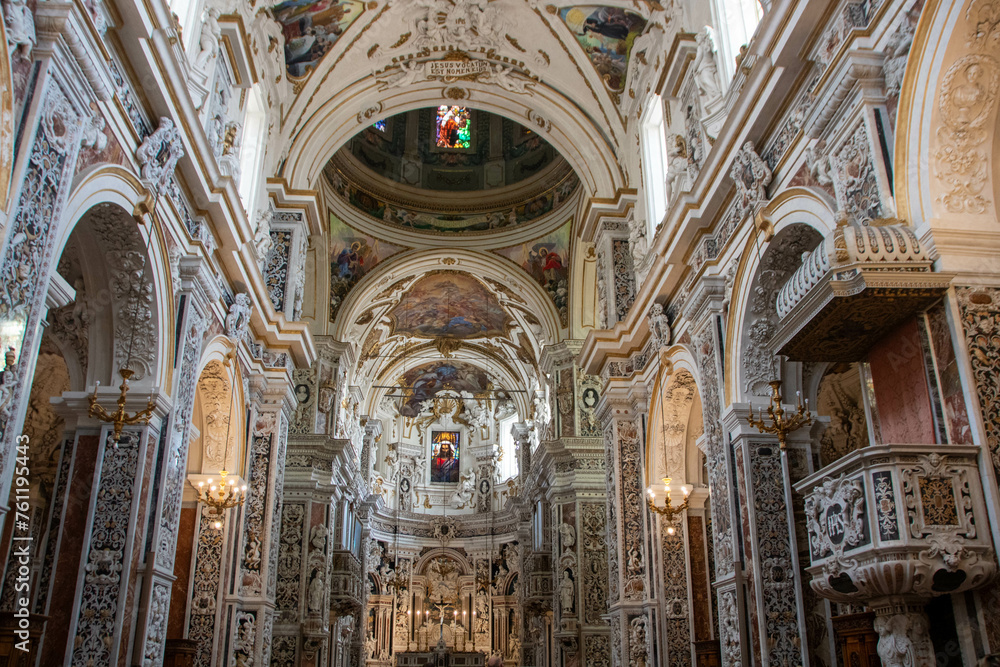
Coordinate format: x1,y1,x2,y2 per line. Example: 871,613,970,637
688,515,711,641
168,507,197,639
868,318,936,444
40,434,100,665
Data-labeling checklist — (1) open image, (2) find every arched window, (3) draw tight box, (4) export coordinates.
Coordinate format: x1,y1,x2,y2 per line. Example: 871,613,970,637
641,94,669,231
712,0,764,80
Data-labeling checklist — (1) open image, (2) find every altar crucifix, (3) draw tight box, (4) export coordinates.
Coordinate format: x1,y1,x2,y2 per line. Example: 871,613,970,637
431,597,451,650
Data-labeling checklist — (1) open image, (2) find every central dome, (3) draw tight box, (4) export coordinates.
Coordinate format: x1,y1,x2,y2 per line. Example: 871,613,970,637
324,106,578,234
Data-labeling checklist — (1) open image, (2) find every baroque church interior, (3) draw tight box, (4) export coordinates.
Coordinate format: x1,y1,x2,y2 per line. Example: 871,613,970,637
0,0,999,664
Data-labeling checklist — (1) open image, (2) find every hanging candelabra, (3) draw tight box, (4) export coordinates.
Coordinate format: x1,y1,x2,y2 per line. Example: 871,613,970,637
646,477,690,534
88,216,158,445
746,380,813,449
193,356,247,528
195,471,248,529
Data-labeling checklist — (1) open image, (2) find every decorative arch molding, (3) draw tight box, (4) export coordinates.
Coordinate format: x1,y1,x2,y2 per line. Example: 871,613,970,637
281,78,624,199
645,364,702,490
363,342,530,420
333,248,563,345
56,166,174,388
189,337,250,476
413,547,474,577
321,174,584,251
895,0,1000,233
724,188,837,404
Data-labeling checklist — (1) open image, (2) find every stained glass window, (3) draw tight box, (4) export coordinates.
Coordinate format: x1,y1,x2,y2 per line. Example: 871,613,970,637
372,119,386,132
431,431,460,483
436,106,471,149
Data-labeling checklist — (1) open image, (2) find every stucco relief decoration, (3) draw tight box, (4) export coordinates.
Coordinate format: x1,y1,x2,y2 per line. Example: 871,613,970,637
648,302,671,349
276,503,305,620
378,53,536,93
71,431,140,666
730,141,772,220
804,474,868,564
833,123,884,223
612,239,636,322
226,292,253,341
658,372,696,482
956,288,1000,468
616,419,645,599
603,424,620,603
577,372,601,437
189,507,226,666
742,226,820,395
240,430,274,596
694,325,736,584
718,588,741,665
142,582,171,667
155,309,205,572
3,0,35,57
751,443,804,665
233,610,257,666
136,117,185,196
198,361,233,468
929,0,1000,214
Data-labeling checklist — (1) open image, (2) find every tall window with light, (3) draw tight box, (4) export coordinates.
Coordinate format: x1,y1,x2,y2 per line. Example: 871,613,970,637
641,94,669,232
436,106,471,149
712,0,764,80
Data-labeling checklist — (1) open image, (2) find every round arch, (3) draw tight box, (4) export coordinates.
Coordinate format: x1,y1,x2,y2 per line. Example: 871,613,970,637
188,336,250,478
282,78,624,198
57,166,174,388
333,247,564,345
645,355,704,495
724,188,838,404
894,0,1000,232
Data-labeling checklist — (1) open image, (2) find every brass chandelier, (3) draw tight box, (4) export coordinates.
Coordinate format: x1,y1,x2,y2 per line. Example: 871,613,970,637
646,477,690,534
747,380,813,449
193,356,248,528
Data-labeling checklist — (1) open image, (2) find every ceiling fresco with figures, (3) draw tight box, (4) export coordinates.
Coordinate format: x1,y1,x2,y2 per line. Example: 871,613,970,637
387,272,513,339
275,0,365,78
393,361,493,417
559,6,648,98
276,0,656,193
493,219,572,326
329,213,406,321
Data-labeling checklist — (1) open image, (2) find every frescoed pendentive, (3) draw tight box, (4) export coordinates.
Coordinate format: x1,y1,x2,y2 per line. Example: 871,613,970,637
386,272,511,338
273,0,365,78
396,361,491,417
559,6,647,94
494,219,571,326
328,213,405,322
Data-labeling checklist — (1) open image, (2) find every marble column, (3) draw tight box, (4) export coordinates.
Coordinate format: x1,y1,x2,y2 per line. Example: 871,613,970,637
684,278,746,666
134,261,209,666
723,407,809,667
596,390,652,667
0,17,107,531
224,380,292,666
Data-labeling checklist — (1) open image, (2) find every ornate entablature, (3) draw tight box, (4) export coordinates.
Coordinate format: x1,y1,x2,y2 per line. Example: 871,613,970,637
794,445,996,606
769,219,951,360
